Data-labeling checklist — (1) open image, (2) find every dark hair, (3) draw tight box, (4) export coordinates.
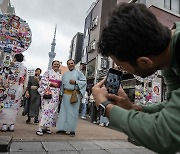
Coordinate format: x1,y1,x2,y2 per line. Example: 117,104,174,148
35,68,42,73
14,53,24,62
52,60,60,66
98,3,171,65
67,59,75,64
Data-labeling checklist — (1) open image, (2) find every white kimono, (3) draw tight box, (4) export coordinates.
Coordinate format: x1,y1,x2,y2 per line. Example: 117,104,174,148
38,69,62,127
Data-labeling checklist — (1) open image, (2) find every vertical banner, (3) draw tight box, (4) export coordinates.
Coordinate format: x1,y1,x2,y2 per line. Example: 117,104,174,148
152,78,162,103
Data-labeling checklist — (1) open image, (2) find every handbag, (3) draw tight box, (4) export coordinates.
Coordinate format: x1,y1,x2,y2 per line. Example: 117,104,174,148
70,86,78,104
43,83,52,99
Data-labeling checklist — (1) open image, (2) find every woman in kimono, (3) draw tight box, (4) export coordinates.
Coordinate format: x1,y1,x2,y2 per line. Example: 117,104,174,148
36,60,62,136
25,68,42,124
0,53,27,132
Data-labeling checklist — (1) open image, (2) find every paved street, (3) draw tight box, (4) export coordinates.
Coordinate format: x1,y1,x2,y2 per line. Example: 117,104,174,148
0,108,156,153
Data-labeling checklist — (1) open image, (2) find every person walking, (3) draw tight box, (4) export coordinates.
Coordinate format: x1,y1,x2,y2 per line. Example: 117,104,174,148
56,59,87,136
80,90,88,119
89,93,98,124
99,115,109,127
36,60,62,136
25,68,42,124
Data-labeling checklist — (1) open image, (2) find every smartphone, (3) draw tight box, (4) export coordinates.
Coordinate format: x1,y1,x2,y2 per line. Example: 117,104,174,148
105,68,123,95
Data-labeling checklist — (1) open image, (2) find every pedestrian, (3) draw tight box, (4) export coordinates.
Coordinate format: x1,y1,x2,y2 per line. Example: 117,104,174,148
80,89,88,119
92,3,180,154
36,60,62,136
89,93,98,124
99,115,109,127
25,68,42,124
56,59,87,137
0,53,27,132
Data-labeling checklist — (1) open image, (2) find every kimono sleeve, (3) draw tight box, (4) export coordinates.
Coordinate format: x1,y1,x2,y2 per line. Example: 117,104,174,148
38,71,50,96
76,70,87,96
60,74,64,96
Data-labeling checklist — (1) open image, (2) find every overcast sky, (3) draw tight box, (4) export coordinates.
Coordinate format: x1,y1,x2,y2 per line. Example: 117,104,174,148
10,0,95,73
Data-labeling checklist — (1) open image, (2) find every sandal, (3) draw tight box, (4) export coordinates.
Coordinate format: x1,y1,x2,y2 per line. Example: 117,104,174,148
70,131,75,137
36,129,43,136
8,124,15,132
1,124,7,132
43,129,52,134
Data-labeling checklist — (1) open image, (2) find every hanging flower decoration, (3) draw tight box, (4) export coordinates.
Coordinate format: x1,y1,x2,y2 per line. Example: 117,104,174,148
133,71,159,83
0,14,32,53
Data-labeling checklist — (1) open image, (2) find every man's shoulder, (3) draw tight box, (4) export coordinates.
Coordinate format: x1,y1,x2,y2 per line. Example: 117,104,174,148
75,69,84,75
175,22,180,30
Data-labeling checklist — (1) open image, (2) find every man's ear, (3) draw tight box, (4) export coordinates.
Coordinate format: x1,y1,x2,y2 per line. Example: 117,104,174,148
136,57,153,69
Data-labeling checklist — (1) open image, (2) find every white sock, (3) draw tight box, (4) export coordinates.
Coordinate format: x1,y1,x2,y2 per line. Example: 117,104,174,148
2,124,7,131
9,124,14,130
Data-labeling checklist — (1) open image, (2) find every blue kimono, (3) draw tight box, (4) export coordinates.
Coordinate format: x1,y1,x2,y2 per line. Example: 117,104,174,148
56,69,86,132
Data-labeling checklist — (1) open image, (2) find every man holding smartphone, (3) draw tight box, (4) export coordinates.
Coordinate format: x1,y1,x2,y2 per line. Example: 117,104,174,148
92,3,180,154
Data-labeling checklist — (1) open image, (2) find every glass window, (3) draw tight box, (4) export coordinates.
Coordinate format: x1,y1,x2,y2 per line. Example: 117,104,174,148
164,0,170,9
85,28,89,37
92,40,96,50
90,16,98,30
0,0,3,4
164,0,180,13
83,48,87,56
101,58,108,69
139,0,146,5
171,0,179,13
89,40,96,52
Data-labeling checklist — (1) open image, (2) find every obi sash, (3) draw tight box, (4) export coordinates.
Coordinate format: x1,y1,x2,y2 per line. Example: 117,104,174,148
49,79,61,88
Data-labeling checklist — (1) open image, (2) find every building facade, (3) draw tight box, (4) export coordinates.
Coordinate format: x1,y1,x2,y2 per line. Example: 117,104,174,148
116,0,180,103
0,0,15,14
72,0,180,102
83,0,117,87
69,32,84,64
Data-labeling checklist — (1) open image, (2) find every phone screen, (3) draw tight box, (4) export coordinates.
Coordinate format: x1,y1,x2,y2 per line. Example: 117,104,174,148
105,68,123,95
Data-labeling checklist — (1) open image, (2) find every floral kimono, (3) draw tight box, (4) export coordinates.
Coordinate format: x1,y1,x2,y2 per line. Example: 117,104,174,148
38,69,62,127
0,62,27,125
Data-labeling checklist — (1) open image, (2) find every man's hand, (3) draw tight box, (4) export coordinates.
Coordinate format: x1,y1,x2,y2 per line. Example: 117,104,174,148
92,79,109,107
108,87,143,111
69,80,76,85
34,76,40,82
25,91,30,98
50,82,58,88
